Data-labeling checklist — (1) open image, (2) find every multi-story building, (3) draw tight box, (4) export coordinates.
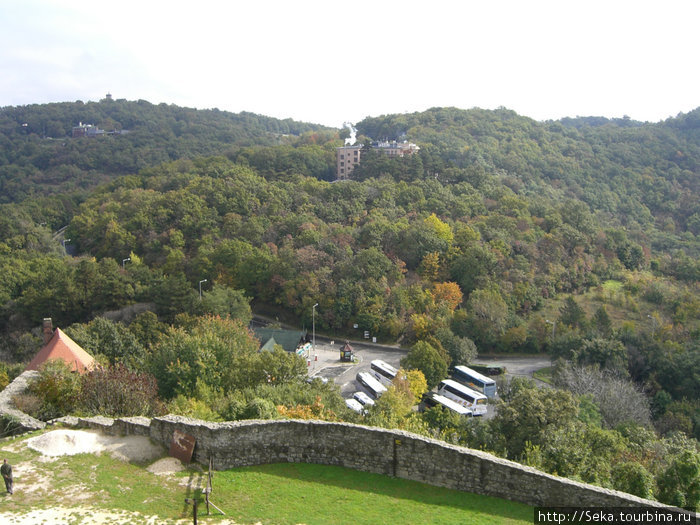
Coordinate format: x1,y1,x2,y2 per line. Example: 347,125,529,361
336,140,419,180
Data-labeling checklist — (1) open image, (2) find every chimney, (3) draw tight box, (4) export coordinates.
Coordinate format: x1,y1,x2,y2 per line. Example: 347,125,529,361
43,318,54,345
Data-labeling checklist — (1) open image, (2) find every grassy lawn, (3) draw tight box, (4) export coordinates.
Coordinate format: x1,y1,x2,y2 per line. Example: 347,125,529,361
0,428,533,524
532,366,553,384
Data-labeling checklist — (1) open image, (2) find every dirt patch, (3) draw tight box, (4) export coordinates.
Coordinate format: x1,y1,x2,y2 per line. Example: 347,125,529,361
0,430,254,524
147,456,185,476
26,429,164,463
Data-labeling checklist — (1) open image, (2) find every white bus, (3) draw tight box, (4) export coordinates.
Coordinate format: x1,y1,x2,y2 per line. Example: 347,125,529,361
356,371,387,399
345,398,364,413
423,393,473,417
370,359,398,386
437,379,487,416
353,391,375,407
452,366,497,398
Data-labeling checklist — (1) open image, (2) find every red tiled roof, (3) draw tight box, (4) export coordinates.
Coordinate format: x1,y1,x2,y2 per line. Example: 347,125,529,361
26,328,95,373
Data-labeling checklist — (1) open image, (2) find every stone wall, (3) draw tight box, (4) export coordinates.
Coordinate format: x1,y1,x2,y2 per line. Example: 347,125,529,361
0,371,45,434
145,416,665,509
0,371,670,510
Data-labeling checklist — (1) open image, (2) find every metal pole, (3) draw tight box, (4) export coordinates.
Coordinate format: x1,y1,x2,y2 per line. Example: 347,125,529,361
122,257,130,269
546,319,555,338
199,279,207,300
312,303,318,358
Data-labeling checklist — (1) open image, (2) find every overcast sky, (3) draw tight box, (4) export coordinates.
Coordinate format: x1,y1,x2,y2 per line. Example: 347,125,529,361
1,0,698,128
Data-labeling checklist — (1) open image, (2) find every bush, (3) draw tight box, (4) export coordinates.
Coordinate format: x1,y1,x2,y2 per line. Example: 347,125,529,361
28,360,81,420
167,395,222,421
611,461,655,499
11,393,43,419
78,364,164,417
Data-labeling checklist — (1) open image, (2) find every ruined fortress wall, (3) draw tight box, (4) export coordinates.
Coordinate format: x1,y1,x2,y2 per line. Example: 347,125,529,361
143,416,664,509
0,370,665,509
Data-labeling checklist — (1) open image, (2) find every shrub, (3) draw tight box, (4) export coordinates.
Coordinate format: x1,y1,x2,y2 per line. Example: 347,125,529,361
28,360,81,420
611,461,655,499
11,393,43,419
78,364,164,417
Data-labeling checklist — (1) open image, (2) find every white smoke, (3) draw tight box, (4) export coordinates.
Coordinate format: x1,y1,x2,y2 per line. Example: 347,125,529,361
343,122,357,146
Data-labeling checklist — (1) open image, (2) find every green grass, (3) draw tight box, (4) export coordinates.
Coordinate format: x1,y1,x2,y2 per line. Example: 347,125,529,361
1,428,533,524
532,366,553,384
211,463,532,524
601,279,623,292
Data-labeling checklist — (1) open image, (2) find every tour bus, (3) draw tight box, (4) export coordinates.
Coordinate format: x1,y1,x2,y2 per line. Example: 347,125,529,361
353,391,375,407
423,392,473,417
452,365,497,398
345,398,364,413
437,379,488,416
370,359,398,386
356,371,387,399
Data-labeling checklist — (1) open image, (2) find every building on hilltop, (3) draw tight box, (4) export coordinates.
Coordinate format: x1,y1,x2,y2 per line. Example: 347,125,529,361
336,140,419,180
72,120,129,138
25,318,95,373
72,122,105,138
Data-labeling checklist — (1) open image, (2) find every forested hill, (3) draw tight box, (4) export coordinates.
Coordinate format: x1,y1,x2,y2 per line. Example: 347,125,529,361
355,107,700,248
2,101,698,506
0,98,334,203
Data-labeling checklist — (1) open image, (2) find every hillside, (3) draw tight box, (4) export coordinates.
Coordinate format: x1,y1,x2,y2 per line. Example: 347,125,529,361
0,101,698,509
0,98,334,205
356,107,700,255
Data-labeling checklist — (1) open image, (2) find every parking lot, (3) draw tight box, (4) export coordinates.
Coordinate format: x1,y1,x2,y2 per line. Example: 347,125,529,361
305,338,551,419
304,337,405,398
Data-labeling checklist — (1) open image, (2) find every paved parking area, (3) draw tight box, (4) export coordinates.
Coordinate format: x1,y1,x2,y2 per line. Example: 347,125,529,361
304,338,552,420
304,338,405,397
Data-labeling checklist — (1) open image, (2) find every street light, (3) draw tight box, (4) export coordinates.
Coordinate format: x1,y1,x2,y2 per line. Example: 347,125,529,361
312,303,319,358
122,257,131,269
545,319,556,338
199,279,207,300
61,238,71,253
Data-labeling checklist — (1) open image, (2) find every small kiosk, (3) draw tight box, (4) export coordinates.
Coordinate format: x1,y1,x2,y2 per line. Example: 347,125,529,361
340,340,354,362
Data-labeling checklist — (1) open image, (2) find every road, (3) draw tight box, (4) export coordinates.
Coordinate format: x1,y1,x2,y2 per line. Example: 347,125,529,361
474,355,553,383
307,336,553,398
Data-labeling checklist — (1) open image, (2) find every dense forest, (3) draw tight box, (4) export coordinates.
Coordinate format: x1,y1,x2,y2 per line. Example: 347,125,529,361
0,100,698,508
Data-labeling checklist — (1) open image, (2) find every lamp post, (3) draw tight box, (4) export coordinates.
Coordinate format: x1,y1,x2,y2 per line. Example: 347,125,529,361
199,279,207,300
61,238,71,255
122,257,131,269
545,319,556,338
312,303,319,359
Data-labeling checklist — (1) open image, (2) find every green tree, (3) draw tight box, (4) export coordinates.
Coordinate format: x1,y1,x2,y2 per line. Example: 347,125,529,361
559,296,586,330
656,449,700,509
65,317,145,370
591,305,613,338
400,341,448,390
148,315,259,399
611,462,655,500
493,382,579,459
28,360,81,420
200,283,252,324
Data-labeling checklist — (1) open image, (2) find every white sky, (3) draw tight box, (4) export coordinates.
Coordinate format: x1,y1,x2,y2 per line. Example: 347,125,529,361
1,0,698,128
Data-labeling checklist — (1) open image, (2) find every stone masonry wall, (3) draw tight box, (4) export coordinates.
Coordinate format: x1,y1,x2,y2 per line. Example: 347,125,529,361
143,416,666,509
0,371,45,434
0,370,669,511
